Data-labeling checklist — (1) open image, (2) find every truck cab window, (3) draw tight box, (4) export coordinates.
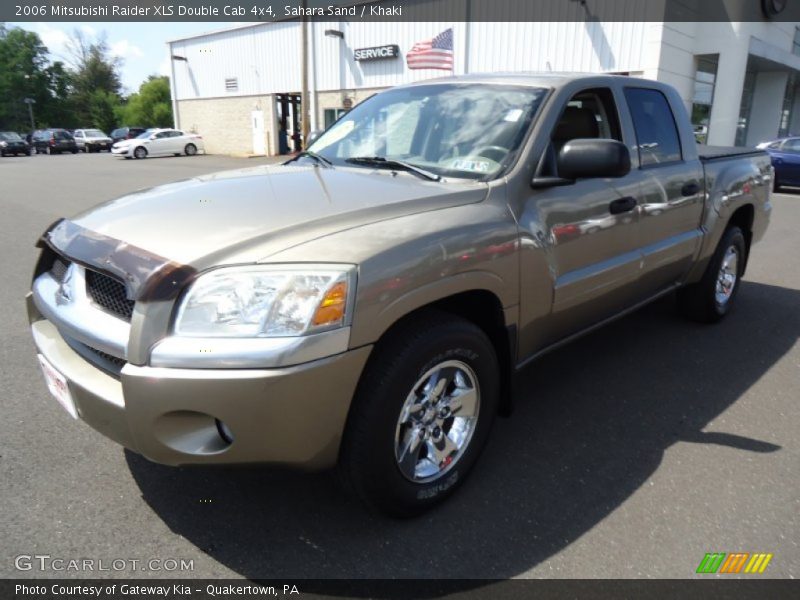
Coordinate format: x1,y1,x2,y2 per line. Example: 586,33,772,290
539,88,622,177
624,87,683,166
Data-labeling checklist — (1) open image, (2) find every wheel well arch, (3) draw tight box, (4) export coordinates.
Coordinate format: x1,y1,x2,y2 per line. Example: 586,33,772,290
370,289,515,416
728,203,754,270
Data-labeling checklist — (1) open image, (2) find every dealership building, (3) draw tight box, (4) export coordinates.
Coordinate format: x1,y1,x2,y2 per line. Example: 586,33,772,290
167,16,800,155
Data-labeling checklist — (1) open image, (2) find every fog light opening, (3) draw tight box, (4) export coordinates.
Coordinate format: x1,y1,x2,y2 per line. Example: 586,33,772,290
215,419,234,444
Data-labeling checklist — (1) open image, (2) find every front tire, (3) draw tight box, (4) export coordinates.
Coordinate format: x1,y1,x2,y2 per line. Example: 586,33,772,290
133,146,147,159
678,226,746,323
338,311,499,517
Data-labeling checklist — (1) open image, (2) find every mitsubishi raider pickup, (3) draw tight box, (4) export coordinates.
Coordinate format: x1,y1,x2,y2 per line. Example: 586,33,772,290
27,74,771,516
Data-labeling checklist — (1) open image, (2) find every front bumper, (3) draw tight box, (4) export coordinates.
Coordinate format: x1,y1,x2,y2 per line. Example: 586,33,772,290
27,293,371,470
111,146,132,156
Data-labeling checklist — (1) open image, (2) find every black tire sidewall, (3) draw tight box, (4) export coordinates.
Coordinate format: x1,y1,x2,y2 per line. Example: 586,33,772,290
709,227,746,318
134,147,147,159
185,144,197,156
346,320,499,516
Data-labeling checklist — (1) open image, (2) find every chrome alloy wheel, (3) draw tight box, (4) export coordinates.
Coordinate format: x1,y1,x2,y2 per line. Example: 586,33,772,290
394,360,480,483
715,245,739,305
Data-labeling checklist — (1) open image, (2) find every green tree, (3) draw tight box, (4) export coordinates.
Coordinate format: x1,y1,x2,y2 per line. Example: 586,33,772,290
121,75,173,127
65,29,123,129
0,25,53,131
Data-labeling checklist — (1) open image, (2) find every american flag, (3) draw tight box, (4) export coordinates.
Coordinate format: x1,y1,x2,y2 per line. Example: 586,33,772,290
406,28,454,71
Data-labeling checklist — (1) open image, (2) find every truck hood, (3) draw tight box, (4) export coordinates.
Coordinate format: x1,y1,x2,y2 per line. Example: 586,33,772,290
71,164,488,266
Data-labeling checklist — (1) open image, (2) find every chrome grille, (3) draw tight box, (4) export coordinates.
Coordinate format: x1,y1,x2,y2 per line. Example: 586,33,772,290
85,269,134,321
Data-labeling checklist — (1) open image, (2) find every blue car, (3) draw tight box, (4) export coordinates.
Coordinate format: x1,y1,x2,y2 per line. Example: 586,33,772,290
758,137,800,191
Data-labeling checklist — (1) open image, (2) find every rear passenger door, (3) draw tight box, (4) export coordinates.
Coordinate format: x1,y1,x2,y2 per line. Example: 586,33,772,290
622,87,704,293
149,131,172,155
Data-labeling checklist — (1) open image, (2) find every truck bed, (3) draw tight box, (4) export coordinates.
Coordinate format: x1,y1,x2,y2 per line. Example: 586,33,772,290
697,145,766,161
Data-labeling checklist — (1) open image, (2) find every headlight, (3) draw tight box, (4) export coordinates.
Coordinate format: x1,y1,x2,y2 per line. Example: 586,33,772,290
174,265,354,338
0,141,6,147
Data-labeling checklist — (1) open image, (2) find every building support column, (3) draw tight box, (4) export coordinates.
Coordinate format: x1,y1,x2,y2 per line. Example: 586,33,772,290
746,71,789,145
706,47,749,146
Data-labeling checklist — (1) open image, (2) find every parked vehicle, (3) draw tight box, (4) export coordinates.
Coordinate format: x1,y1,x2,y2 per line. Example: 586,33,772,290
27,74,772,516
111,128,205,159
110,126,147,144
756,137,800,191
31,129,78,155
0,131,32,156
73,129,114,152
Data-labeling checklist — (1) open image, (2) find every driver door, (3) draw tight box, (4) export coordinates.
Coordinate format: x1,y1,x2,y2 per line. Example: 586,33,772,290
516,86,644,355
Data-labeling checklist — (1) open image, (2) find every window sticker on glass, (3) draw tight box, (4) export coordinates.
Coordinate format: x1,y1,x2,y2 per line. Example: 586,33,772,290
503,108,524,122
452,159,491,172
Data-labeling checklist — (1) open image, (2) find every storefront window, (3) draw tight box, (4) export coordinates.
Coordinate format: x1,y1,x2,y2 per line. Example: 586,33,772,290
778,72,798,138
735,67,757,147
691,55,718,144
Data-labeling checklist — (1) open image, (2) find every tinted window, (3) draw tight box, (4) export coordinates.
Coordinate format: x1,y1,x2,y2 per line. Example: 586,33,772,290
782,138,800,152
0,132,22,141
625,88,683,166
54,130,72,140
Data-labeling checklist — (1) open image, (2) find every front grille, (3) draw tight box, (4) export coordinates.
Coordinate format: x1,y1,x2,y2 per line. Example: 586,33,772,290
85,269,135,321
63,335,126,378
86,345,127,370
50,257,70,283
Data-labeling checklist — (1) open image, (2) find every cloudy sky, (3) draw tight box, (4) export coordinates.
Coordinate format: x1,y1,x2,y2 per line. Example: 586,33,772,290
12,22,240,93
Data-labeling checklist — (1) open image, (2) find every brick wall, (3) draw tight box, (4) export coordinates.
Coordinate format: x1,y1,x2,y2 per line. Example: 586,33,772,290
176,95,277,156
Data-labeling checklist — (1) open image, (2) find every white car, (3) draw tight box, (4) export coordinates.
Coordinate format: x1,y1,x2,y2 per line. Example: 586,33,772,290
111,128,205,159
73,129,113,152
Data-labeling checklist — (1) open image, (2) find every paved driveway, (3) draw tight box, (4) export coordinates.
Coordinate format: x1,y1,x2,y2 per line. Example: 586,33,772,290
1,152,797,580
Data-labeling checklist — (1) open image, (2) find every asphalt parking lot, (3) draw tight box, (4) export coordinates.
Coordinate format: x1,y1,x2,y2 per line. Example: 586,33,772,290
1,152,798,581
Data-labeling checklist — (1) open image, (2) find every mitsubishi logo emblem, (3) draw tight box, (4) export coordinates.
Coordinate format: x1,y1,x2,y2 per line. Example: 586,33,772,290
55,265,74,305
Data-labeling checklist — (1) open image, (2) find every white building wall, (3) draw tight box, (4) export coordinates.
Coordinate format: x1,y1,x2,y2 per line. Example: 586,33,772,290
747,71,790,146
170,21,655,101
169,17,800,153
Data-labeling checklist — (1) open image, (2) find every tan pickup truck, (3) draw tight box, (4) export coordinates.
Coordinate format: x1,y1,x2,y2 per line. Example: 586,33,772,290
28,74,771,516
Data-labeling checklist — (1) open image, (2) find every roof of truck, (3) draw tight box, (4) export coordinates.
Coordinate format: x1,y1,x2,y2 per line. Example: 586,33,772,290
404,72,651,89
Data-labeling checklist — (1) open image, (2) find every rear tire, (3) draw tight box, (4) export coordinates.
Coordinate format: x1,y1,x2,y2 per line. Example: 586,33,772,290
338,311,499,517
678,226,746,323
184,143,197,156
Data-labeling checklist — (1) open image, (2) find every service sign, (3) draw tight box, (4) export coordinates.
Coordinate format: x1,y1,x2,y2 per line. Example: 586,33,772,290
354,44,400,61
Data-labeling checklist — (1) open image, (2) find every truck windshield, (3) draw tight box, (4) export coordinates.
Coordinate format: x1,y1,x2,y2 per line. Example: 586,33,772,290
308,83,547,180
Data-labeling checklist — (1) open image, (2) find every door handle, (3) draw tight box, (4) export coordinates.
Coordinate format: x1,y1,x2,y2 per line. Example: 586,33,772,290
609,197,638,214
681,182,701,196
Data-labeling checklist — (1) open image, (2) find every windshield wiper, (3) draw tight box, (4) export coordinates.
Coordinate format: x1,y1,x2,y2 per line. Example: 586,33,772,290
345,156,442,181
286,150,333,168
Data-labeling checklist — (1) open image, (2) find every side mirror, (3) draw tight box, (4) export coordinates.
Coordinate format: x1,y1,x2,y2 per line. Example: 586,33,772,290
557,138,631,180
306,130,322,146
531,139,631,188
149,134,158,140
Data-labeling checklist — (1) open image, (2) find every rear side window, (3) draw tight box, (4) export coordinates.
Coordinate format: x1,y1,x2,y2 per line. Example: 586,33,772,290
782,138,800,152
625,88,682,166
